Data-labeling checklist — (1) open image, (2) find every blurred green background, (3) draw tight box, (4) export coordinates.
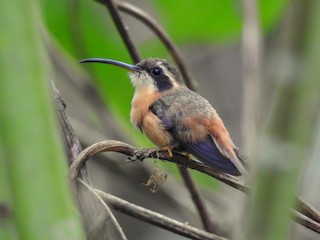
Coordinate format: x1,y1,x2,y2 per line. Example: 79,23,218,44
1,0,320,239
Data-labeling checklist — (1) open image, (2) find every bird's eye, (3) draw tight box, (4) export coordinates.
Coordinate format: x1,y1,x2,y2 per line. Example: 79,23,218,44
151,67,162,75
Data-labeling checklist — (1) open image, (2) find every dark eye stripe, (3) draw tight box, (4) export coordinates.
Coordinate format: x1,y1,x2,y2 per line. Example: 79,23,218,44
151,68,173,92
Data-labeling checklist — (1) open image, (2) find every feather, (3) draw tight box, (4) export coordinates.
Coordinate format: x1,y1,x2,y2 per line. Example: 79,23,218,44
150,88,247,176
179,136,241,176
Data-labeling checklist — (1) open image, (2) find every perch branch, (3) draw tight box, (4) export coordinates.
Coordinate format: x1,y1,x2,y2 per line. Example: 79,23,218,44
296,196,320,224
69,140,249,193
69,140,320,234
293,210,320,234
95,188,227,240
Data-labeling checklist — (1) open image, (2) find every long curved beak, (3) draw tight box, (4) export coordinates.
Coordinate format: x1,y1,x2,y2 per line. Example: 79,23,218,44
78,58,140,72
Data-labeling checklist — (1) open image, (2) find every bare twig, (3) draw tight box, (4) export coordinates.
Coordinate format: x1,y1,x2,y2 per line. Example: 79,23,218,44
78,180,128,240
115,0,197,90
67,121,320,229
68,137,228,239
67,0,88,58
69,140,320,234
241,0,262,154
95,189,227,240
98,0,141,63
293,210,320,234
69,140,249,193
51,81,86,172
51,79,127,239
178,167,218,233
296,196,320,224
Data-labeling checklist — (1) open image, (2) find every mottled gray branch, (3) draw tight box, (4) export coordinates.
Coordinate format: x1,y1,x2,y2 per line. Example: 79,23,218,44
69,140,249,192
293,210,320,234
69,140,320,234
96,189,226,240
98,0,141,63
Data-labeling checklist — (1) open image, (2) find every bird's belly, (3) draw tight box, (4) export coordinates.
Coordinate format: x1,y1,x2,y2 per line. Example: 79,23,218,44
142,113,172,148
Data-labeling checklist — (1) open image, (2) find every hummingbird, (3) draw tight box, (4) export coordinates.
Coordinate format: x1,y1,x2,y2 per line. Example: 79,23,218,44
79,58,247,176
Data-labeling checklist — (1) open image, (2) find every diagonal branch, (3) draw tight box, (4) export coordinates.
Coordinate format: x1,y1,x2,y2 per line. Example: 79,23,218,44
296,196,320,224
95,188,227,240
293,210,320,234
69,140,249,193
178,167,218,233
51,79,127,239
98,0,141,63
115,0,197,90
78,179,128,240
69,140,320,235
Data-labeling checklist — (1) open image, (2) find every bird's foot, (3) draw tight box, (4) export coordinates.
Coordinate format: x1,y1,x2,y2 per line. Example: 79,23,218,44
161,146,173,157
183,152,191,161
127,148,151,162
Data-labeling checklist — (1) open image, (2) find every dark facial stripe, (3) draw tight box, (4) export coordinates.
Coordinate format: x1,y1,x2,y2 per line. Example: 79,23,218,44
152,74,173,92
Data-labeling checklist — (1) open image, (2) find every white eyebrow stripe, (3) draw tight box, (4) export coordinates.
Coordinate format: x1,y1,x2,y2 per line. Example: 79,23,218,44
161,65,180,88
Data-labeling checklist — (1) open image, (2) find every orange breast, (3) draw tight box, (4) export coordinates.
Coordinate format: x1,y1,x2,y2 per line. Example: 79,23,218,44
130,86,172,147
142,112,172,147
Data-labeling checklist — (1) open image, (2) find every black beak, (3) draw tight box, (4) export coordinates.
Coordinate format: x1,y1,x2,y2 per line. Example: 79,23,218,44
78,58,140,72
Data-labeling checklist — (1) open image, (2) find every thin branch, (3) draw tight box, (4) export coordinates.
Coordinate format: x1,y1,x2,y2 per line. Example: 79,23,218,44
51,81,87,175
78,180,128,240
67,0,88,58
241,0,262,154
115,0,197,90
69,140,249,193
95,189,227,240
68,140,320,234
296,196,320,224
98,0,141,63
51,79,127,239
293,210,320,234
178,167,218,233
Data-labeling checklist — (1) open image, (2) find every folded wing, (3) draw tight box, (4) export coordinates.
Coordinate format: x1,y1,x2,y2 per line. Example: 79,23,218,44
179,136,241,175
151,90,246,176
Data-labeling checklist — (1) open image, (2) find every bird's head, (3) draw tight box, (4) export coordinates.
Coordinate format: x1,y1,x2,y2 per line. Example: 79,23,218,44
79,58,184,92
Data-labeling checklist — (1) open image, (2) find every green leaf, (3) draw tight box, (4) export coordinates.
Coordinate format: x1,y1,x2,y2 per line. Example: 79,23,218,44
153,0,289,43
0,1,85,239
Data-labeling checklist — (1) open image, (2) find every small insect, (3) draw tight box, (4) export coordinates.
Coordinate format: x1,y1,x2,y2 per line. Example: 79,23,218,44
143,164,168,193
79,58,247,176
